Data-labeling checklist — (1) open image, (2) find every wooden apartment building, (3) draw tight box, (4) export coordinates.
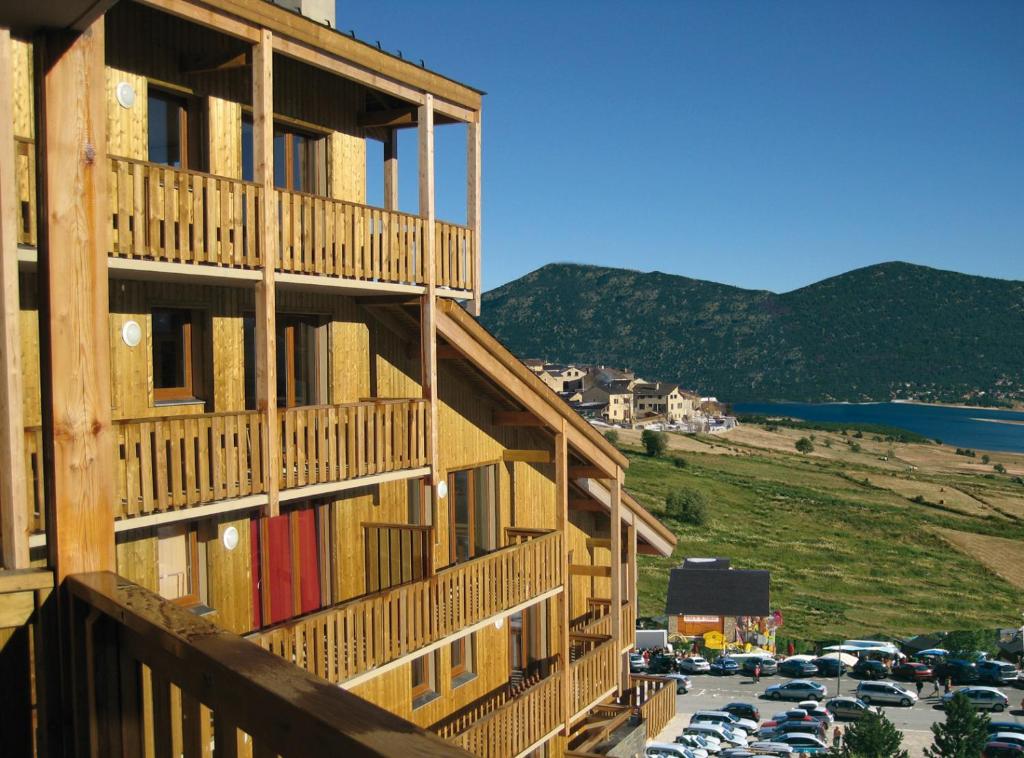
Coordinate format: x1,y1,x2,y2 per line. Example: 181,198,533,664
0,1,677,755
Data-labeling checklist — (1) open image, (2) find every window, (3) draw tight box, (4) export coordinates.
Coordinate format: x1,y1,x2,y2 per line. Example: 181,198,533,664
411,651,439,708
149,90,186,168
241,116,326,193
153,308,204,403
243,314,327,410
157,523,199,605
447,465,497,564
407,478,432,527
451,633,476,686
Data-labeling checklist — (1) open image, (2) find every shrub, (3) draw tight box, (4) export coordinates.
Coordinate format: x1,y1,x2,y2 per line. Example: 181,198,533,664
795,437,814,454
671,456,687,469
981,454,990,464
641,429,668,457
603,430,620,445
853,430,864,439
850,442,862,453
665,488,708,526
994,463,1006,474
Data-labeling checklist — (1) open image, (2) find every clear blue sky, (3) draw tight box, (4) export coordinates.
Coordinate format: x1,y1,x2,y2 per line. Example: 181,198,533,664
340,1,1024,293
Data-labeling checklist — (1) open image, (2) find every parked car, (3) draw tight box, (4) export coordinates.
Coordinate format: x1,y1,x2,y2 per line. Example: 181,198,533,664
630,654,647,673
760,721,827,740
747,742,795,756
769,733,829,751
978,661,1021,686
984,743,1024,758
675,734,721,755
741,657,778,676
796,700,834,724
710,657,741,676
852,659,888,680
764,680,827,702
855,681,918,707
680,656,712,674
665,673,692,694
722,702,760,722
989,723,1024,737
893,661,933,681
778,658,819,678
646,743,699,758
648,654,678,675
824,696,881,721
691,710,758,735
935,659,980,685
990,734,1024,750
769,709,810,723
684,723,748,748
941,687,1010,712
811,657,844,678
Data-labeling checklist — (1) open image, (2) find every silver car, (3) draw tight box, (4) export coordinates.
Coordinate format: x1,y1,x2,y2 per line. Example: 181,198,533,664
855,681,917,707
680,656,712,674
941,687,1010,712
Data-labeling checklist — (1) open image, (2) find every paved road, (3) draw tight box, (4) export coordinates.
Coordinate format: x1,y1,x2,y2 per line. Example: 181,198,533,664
649,672,1024,757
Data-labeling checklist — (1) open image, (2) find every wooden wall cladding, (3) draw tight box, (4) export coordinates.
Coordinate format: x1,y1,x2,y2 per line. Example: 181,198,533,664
106,67,149,161
11,39,33,140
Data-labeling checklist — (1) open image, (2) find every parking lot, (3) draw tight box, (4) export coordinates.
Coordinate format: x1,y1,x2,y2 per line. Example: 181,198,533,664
649,672,1024,757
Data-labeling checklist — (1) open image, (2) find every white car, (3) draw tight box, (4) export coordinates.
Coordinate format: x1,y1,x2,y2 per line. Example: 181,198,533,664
748,742,795,756
646,743,699,758
680,656,712,674
941,686,1010,712
796,700,835,724
676,734,721,755
690,710,758,734
685,723,748,748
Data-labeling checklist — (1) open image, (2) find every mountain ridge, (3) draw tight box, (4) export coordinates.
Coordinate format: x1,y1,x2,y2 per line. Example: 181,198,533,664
480,261,1024,404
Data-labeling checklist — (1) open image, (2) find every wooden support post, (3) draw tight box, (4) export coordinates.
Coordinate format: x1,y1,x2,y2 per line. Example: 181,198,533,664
610,468,623,695
554,419,571,734
383,127,398,211
627,520,636,644
0,29,28,569
37,19,114,581
253,30,278,518
419,95,438,487
466,116,481,316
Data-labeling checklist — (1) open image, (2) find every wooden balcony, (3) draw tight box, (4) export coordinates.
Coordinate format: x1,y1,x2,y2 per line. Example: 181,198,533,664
363,522,433,593
443,673,563,757
109,155,265,270
252,530,563,685
114,410,268,520
64,571,465,757
627,675,676,741
569,635,619,718
622,600,635,650
278,399,428,494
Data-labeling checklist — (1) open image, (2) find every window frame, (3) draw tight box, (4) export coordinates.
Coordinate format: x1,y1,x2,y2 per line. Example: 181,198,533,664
152,308,198,403
410,651,439,707
278,313,327,409
147,88,191,170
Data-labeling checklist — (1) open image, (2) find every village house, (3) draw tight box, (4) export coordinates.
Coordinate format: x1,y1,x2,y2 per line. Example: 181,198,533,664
634,382,700,424
0,1,678,755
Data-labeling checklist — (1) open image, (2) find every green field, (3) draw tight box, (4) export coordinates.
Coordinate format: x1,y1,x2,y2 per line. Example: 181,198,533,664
625,427,1024,643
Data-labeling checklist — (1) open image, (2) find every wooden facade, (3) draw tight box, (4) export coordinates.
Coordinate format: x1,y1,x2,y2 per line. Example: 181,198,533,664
0,2,676,755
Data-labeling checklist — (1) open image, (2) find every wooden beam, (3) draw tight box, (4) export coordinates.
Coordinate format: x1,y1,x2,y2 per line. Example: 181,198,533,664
610,468,623,695
568,466,609,480
253,30,278,522
586,538,611,550
555,419,571,737
0,30,29,568
38,19,115,581
182,50,249,74
501,449,551,464
569,564,611,578
569,499,603,513
626,520,637,651
359,106,417,128
419,94,438,496
436,344,461,360
492,411,544,427
383,128,398,211
467,118,482,316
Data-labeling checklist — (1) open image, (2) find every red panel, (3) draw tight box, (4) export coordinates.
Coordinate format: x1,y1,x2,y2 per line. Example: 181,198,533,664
250,518,261,629
266,514,293,625
296,509,321,614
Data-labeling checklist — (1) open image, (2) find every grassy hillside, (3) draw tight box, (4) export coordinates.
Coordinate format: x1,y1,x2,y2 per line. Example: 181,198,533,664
481,261,1024,405
622,424,1024,642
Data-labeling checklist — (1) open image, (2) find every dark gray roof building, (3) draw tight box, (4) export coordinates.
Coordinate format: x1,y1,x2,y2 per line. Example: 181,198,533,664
665,567,770,617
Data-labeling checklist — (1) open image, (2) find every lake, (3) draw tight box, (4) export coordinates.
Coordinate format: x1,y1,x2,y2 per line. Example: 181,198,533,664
731,401,1024,453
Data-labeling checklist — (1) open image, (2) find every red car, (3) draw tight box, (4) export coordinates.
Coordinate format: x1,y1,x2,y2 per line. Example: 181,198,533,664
893,662,933,681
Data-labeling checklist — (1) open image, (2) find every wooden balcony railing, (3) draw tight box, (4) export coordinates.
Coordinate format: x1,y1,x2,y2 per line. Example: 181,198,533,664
108,156,264,268
628,675,676,740
363,522,433,593
447,673,563,757
277,189,426,285
569,636,618,717
114,410,267,520
279,399,428,491
504,526,551,545
253,530,562,685
622,600,635,649
66,571,464,757
435,219,475,291
15,138,35,246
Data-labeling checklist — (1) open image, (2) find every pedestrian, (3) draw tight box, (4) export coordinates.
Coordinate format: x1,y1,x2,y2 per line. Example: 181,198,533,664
944,676,952,695
832,725,842,749
754,663,761,683
915,680,923,698
930,676,940,697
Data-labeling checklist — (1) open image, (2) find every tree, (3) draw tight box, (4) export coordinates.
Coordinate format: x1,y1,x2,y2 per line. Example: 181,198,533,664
641,429,668,457
943,629,998,659
924,691,990,758
665,488,708,526
795,437,814,454
831,710,908,757
603,430,619,446
981,454,990,464
994,463,1006,474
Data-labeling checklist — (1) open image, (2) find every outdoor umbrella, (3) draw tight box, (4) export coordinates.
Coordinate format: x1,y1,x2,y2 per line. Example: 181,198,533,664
916,648,950,657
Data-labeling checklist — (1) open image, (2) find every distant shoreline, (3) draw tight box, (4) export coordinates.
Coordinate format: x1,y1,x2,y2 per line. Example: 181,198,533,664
893,399,1024,412
971,417,1024,427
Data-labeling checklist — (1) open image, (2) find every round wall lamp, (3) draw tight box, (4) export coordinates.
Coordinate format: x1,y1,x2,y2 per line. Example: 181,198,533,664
121,320,142,347
436,479,448,499
494,617,504,630
115,81,136,109
222,526,240,551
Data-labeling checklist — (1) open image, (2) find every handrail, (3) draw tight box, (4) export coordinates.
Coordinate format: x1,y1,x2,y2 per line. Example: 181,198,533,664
253,530,562,684
66,572,465,757
569,636,618,717
629,675,675,739
449,673,562,756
